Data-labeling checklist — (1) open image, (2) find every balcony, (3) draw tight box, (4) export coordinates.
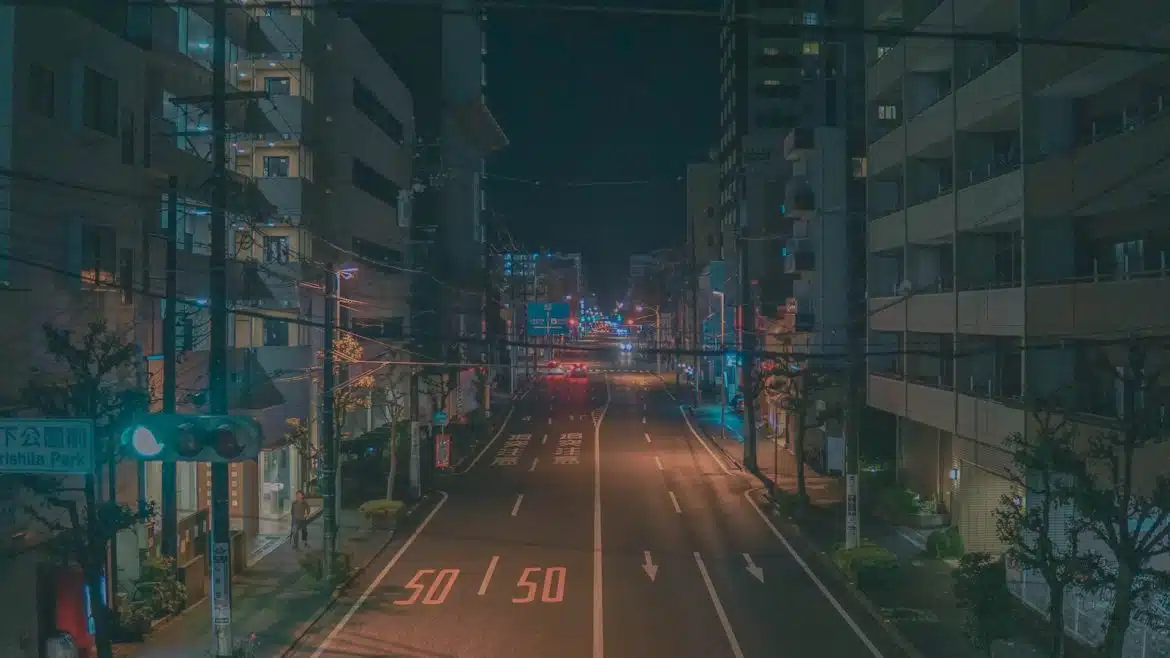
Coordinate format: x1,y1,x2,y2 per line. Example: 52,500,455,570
784,127,815,161
785,180,816,217
957,286,1024,336
784,239,815,274
869,208,905,253
868,372,905,416
956,394,1024,450
906,378,956,432
1025,273,1170,338
255,9,308,53
867,44,905,101
957,165,1022,231
257,177,310,219
868,123,906,178
955,52,1021,130
1029,101,1170,219
906,192,955,244
253,94,313,138
906,94,955,158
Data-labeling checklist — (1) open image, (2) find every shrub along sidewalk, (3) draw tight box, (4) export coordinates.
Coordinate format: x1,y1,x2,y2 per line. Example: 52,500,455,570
114,498,425,658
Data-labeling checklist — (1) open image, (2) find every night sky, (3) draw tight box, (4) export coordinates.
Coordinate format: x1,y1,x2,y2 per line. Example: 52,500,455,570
485,3,719,302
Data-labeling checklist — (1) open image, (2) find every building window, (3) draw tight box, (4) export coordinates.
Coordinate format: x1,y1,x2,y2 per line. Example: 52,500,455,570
265,76,291,96
803,11,818,25
876,45,893,59
263,318,289,346
802,42,820,55
80,224,116,286
121,109,135,165
878,104,898,120
82,67,118,136
263,155,290,177
762,47,780,56
264,235,290,263
27,64,55,117
352,158,402,208
352,78,404,143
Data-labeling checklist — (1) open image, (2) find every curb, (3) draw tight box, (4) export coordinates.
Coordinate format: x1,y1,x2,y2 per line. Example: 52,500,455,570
279,492,441,657
752,490,926,658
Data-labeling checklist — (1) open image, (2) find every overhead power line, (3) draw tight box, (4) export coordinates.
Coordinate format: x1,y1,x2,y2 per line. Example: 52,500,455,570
8,0,1167,56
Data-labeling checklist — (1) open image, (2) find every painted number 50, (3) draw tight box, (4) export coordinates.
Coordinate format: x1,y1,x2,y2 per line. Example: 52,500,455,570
512,567,566,604
394,569,460,606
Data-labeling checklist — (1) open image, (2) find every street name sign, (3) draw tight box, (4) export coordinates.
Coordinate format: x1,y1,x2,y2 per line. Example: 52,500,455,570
0,419,95,474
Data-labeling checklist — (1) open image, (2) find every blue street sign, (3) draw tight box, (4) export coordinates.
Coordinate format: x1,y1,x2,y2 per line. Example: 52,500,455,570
432,411,449,426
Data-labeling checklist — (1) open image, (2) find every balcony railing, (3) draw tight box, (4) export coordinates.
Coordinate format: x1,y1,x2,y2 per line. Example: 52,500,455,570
1078,89,1170,148
962,152,1019,188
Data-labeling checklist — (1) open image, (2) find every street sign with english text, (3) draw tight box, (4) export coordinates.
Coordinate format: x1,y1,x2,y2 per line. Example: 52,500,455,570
0,419,95,474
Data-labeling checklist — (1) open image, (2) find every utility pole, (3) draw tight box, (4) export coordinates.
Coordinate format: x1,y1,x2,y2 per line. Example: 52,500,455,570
161,176,178,559
738,234,758,472
321,264,339,578
690,223,701,405
208,0,232,654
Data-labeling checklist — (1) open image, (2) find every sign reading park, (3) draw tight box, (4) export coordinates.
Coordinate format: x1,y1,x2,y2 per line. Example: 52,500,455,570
0,419,95,474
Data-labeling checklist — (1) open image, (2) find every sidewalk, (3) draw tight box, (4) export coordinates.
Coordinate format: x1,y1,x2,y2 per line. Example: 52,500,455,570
114,508,396,658
688,403,1046,658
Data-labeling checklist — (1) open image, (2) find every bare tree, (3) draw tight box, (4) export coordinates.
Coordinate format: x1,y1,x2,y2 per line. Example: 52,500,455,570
995,410,1097,658
759,357,838,504
1065,343,1170,657
18,322,151,658
377,366,410,500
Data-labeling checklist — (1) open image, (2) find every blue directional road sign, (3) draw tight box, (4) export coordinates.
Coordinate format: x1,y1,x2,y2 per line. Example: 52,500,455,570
0,419,95,474
527,301,571,336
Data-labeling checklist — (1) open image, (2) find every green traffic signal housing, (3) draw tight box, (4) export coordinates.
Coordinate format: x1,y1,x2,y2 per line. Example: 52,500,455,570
122,414,264,462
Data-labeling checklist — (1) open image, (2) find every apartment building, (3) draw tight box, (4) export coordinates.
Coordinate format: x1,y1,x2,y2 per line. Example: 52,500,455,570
0,4,416,652
864,0,1170,647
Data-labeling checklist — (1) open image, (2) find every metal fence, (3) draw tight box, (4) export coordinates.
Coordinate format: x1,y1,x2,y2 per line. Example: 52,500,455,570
1009,569,1170,658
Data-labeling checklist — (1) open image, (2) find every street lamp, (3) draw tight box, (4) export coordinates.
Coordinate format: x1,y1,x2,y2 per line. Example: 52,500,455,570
636,305,663,374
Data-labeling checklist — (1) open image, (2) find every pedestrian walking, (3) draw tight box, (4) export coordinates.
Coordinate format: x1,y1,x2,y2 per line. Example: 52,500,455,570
291,490,310,549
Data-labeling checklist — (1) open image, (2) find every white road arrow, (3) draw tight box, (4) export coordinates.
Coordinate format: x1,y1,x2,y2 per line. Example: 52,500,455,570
743,553,764,583
522,416,531,421
642,551,659,582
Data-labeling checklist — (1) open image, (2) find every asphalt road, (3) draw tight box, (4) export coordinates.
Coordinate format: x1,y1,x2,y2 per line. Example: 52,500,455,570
289,363,910,658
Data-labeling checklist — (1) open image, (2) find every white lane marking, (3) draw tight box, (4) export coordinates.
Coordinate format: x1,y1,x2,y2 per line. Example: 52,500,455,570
450,379,538,476
678,406,736,476
478,555,499,595
310,492,449,657
643,403,647,411
644,432,651,443
593,375,610,658
529,457,539,472
542,434,548,444
642,416,647,424
548,417,552,425
511,494,525,517
654,456,664,471
693,552,746,658
570,414,575,420
745,490,886,657
668,491,682,514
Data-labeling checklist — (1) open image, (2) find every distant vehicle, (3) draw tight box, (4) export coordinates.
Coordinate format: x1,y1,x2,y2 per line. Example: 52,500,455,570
570,366,587,378
619,342,633,352
547,360,559,369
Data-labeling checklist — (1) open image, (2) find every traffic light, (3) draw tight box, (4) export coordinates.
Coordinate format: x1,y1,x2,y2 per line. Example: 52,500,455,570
122,414,264,462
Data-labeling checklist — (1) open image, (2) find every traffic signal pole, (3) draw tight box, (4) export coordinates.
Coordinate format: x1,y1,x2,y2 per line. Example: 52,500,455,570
208,0,233,654
161,176,178,559
321,264,339,579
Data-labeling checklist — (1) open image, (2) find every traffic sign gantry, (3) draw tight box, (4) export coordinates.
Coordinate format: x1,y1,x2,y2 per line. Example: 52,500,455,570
122,414,263,462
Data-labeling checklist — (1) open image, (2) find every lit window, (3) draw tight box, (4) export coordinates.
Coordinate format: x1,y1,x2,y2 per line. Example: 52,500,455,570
763,47,780,56
763,79,780,86
878,104,898,120
803,12,818,25
877,46,893,59
802,42,820,55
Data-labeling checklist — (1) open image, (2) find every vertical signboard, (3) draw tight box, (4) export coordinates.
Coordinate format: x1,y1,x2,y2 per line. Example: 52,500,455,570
844,474,860,549
210,542,230,623
409,421,421,500
435,434,451,468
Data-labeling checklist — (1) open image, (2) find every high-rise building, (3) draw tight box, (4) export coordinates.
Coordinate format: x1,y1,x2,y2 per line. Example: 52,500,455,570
863,0,1170,597
372,0,507,366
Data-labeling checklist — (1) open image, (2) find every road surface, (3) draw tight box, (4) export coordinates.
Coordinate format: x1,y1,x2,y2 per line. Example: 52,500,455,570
289,368,908,658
